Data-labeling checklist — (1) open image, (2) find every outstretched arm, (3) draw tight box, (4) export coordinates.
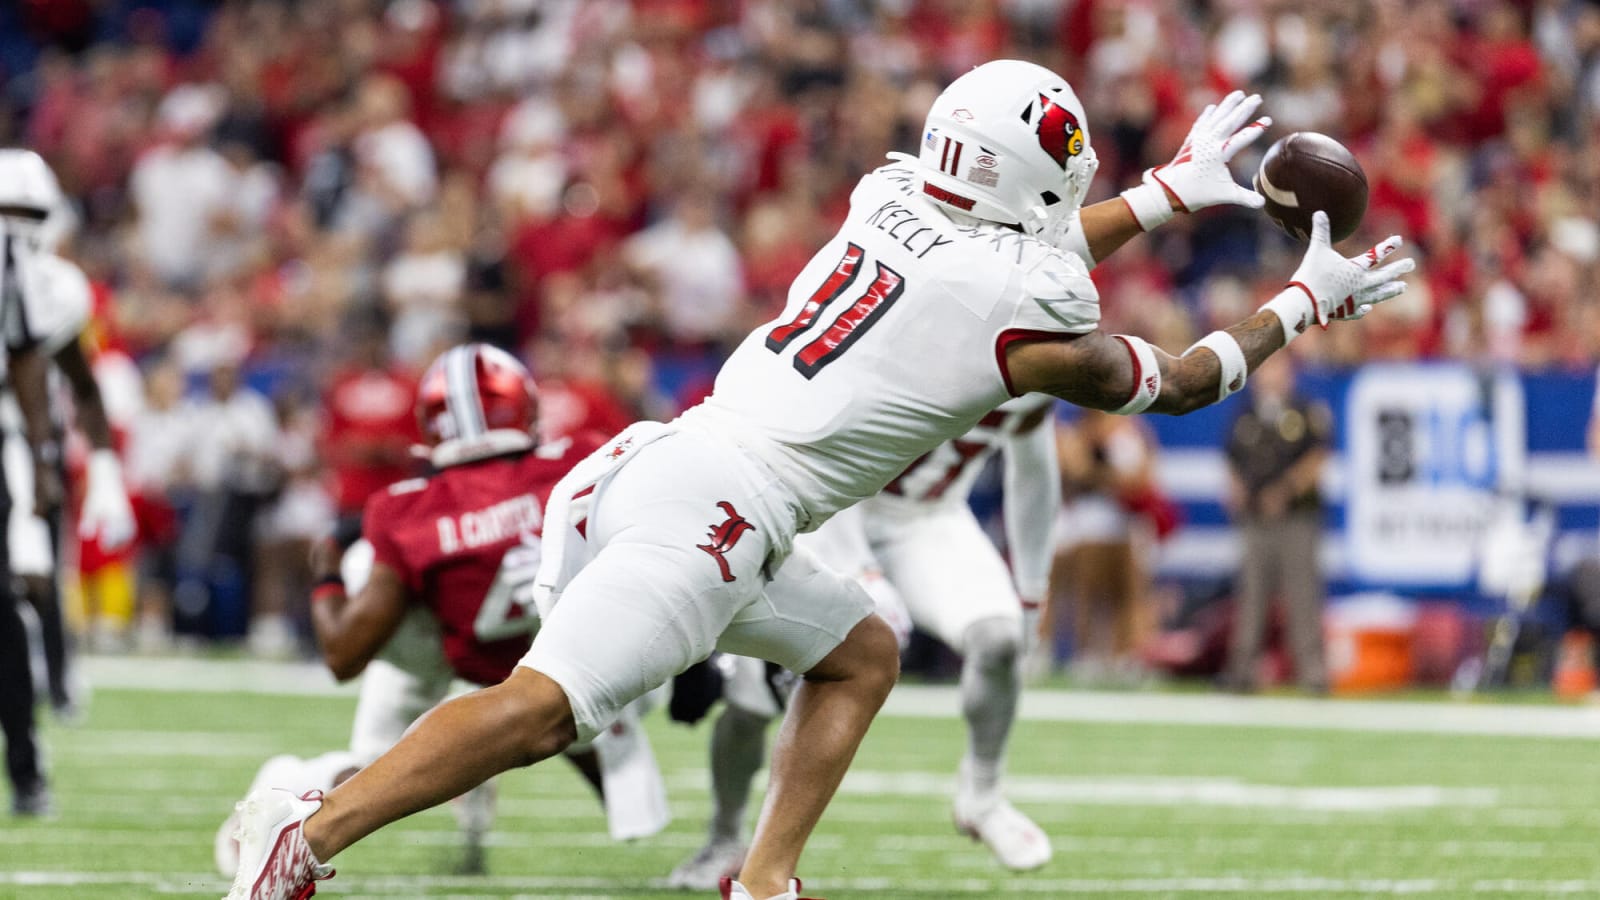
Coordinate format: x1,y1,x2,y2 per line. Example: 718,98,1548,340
53,337,113,449
1055,91,1271,266
8,344,63,515
308,537,410,681
55,336,137,550
1009,211,1414,416
1001,407,1059,603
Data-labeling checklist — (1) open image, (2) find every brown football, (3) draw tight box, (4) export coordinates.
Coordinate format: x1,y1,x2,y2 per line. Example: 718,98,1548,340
1253,132,1368,243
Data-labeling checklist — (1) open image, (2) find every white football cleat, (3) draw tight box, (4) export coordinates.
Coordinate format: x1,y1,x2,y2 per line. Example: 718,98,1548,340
224,789,334,899
667,837,746,889
214,809,242,878
953,790,1052,871
719,876,817,900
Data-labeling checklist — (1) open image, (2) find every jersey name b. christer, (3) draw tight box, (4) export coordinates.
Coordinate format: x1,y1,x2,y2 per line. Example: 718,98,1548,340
364,439,596,686
682,163,1098,527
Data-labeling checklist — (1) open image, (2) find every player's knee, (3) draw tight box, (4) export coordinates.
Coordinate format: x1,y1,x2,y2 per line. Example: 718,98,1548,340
963,616,1022,675
501,668,580,766
802,612,901,696
721,704,773,738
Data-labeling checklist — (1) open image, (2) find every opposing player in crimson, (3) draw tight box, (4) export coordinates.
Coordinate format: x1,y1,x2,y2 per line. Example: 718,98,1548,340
228,60,1414,900
220,343,668,885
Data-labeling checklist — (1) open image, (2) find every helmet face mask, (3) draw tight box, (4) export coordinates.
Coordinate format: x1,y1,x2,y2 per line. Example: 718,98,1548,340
906,61,1098,236
417,343,540,468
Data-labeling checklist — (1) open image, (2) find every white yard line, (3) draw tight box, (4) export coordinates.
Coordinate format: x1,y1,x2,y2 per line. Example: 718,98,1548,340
665,769,1498,811
8,870,1600,895
4,827,1587,861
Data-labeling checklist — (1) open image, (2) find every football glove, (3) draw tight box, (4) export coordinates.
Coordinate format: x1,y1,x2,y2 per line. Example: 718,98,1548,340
79,449,136,551
1121,90,1271,230
1263,211,1414,341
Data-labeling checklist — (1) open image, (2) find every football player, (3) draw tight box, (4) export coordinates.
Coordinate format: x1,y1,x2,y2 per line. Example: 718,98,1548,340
669,393,1056,886
229,61,1412,900
0,148,135,815
216,343,668,874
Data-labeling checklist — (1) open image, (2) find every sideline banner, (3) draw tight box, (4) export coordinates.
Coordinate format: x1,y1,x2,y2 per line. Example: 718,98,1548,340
1342,365,1526,589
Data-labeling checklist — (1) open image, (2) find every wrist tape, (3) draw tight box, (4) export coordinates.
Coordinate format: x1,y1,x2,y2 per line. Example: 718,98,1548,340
1111,335,1161,415
1186,331,1248,403
1120,169,1177,231
1261,285,1318,345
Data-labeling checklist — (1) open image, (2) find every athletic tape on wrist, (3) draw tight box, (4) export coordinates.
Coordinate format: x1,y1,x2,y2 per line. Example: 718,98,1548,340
1187,331,1248,403
1119,180,1174,232
1261,285,1318,345
1111,335,1161,415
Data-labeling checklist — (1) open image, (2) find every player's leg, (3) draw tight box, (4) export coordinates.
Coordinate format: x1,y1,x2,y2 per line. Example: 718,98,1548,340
716,545,892,897
872,505,1049,870
1225,522,1275,691
736,613,898,898
1279,514,1327,693
298,665,578,862
586,695,672,841
669,656,781,888
0,480,45,816
6,436,72,711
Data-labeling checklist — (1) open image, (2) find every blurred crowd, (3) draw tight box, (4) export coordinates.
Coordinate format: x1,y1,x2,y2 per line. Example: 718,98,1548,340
3,0,1599,649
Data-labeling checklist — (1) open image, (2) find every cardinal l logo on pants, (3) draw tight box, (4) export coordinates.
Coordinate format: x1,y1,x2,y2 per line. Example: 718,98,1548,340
697,501,755,583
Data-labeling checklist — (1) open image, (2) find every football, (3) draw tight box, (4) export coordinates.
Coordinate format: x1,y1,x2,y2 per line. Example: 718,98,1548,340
1253,132,1368,243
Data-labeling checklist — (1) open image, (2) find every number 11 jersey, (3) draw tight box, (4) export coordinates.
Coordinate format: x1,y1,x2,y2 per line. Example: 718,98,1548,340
681,162,1101,529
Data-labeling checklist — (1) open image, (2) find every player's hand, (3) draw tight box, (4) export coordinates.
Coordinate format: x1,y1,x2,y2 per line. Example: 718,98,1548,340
1288,211,1414,327
78,449,136,551
308,533,343,581
1149,91,1272,212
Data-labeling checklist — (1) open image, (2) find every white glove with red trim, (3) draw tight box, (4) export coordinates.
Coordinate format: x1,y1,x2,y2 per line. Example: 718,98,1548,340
79,449,136,551
1121,91,1272,230
1262,211,1415,341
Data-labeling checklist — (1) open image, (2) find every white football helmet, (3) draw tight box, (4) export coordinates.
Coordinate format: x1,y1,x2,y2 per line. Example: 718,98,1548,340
899,60,1098,236
0,149,66,250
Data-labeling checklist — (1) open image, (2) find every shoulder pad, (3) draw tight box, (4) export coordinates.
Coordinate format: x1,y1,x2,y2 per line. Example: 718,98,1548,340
23,255,92,353
1019,249,1100,333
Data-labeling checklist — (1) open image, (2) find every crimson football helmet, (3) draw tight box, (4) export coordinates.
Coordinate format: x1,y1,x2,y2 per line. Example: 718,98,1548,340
895,60,1098,237
417,343,539,467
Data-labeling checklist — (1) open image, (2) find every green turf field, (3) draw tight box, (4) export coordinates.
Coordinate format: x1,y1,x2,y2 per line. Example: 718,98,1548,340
6,662,1600,899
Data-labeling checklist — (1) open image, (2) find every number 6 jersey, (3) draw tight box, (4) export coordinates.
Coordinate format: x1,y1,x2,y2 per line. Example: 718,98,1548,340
681,161,1100,529
362,435,601,686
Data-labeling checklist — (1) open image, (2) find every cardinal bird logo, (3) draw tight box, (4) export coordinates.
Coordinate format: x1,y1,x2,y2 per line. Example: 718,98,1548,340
697,501,755,583
1035,94,1085,170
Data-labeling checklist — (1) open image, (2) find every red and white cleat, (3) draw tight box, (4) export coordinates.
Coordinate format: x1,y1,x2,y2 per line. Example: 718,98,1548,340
223,789,335,900
953,790,1053,871
719,876,821,900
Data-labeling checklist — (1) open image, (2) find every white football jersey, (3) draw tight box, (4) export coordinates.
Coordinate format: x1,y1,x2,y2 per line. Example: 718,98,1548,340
876,392,1055,509
1,243,92,358
0,245,93,433
681,163,1098,527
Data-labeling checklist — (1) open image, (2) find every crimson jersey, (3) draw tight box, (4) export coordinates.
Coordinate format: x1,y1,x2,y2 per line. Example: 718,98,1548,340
363,437,599,686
